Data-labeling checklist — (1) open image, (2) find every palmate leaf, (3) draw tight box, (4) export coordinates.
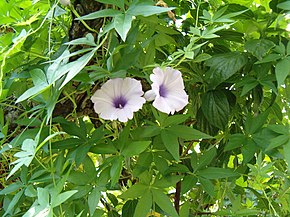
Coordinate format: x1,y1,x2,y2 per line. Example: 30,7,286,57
7,138,37,179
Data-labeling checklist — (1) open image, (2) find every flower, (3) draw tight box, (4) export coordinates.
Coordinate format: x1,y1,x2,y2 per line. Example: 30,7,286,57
91,78,146,122
145,67,188,114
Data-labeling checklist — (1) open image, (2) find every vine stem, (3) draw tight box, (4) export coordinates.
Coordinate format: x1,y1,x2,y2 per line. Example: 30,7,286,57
174,143,183,213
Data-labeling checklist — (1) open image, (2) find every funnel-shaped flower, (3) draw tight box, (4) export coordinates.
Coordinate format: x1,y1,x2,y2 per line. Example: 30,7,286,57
91,78,146,122
145,67,188,114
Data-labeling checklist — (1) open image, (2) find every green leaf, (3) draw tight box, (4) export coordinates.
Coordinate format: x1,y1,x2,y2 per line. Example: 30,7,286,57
65,33,96,46
133,190,152,217
245,39,275,60
166,125,213,140
127,1,175,17
277,1,290,10
196,148,217,170
77,9,122,20
114,13,133,41
197,167,239,179
193,53,212,62
4,189,24,216
205,52,247,88
132,126,161,138
153,175,183,188
161,130,180,161
37,188,49,207
0,181,23,195
52,190,78,208
244,111,269,134
121,141,151,157
30,68,48,85
199,177,214,196
60,49,96,88
122,200,138,217
15,83,50,103
225,133,246,151
179,201,190,217
151,189,179,217
283,140,290,172
119,183,148,200
90,143,118,154
88,188,101,216
8,139,37,179
275,56,290,86
110,156,123,186
201,90,230,130
162,114,190,127
266,135,289,151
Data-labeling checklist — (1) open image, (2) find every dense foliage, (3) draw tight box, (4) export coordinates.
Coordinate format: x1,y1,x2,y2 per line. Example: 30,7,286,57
0,0,289,216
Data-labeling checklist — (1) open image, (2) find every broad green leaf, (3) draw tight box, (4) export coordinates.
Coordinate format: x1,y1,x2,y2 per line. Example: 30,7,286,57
77,9,122,20
107,193,118,207
153,175,183,188
121,141,151,157
162,114,190,127
166,125,213,140
122,200,138,217
132,126,161,138
179,201,190,217
127,2,175,17
277,1,290,10
225,134,246,151
37,188,49,207
88,188,101,216
114,13,133,41
4,189,24,216
244,111,269,134
133,190,152,217
199,177,214,196
205,52,247,88
275,56,290,86
245,39,275,60
161,130,180,161
0,181,23,195
51,190,78,208
60,49,96,88
197,167,239,179
266,135,289,151
255,53,282,64
90,143,117,154
30,68,48,85
119,183,148,199
15,83,50,103
196,148,217,170
201,90,230,130
110,156,123,186
64,33,96,46
193,53,212,62
151,188,179,217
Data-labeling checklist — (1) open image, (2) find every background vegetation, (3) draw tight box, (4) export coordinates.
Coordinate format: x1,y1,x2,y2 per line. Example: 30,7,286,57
0,0,289,216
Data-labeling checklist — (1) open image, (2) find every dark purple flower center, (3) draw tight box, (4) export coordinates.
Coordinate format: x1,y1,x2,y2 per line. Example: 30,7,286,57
159,84,168,97
113,96,127,109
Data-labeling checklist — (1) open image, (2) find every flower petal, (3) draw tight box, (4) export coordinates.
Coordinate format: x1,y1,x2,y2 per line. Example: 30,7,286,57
91,77,145,122
144,90,156,101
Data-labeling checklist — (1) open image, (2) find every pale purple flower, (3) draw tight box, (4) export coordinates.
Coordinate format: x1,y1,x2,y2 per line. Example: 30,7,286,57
91,78,146,122
145,67,188,114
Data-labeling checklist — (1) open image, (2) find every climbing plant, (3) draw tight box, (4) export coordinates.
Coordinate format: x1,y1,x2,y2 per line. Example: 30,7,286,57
0,0,289,216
